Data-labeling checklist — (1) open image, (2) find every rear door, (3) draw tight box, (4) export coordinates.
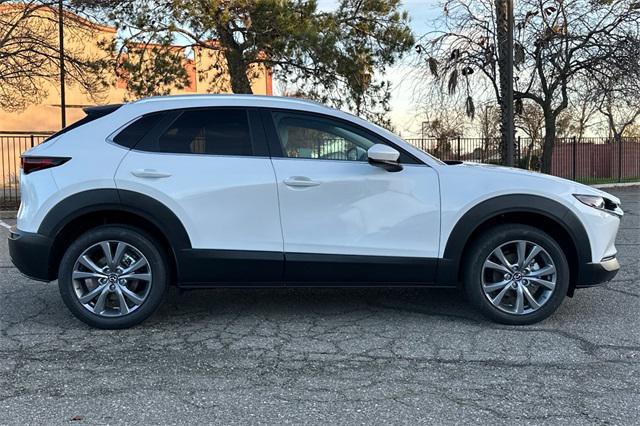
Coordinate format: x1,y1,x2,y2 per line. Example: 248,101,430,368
114,107,283,285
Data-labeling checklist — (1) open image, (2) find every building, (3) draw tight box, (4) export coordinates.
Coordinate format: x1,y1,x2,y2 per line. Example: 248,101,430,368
0,6,273,132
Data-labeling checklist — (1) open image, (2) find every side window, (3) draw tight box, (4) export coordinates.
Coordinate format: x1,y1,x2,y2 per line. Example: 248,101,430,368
155,109,253,156
272,112,377,161
113,112,164,148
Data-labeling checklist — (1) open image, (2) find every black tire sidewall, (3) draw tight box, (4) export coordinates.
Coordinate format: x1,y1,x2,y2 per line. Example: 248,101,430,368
58,225,168,329
464,224,569,325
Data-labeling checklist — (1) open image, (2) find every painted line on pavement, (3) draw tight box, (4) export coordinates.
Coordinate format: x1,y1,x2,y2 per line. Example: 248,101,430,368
0,220,12,230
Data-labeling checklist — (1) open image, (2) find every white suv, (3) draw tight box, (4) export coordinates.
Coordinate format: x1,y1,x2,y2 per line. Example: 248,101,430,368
9,95,623,328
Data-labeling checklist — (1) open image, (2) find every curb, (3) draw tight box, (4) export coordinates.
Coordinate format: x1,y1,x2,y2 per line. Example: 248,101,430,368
591,182,640,189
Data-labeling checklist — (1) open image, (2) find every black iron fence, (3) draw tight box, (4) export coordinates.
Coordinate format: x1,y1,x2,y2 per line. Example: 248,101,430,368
0,132,52,209
404,136,640,185
0,131,638,210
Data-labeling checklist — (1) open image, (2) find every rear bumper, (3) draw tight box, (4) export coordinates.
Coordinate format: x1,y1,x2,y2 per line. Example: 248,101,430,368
576,256,620,288
8,227,54,282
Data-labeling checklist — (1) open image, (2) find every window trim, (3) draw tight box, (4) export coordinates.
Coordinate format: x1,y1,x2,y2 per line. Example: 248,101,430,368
128,107,267,157
261,108,422,165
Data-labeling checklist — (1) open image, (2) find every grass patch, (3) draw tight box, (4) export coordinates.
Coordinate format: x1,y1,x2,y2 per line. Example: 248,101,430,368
576,177,640,185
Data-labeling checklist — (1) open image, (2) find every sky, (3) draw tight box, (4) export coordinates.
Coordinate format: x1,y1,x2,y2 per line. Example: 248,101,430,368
311,0,442,136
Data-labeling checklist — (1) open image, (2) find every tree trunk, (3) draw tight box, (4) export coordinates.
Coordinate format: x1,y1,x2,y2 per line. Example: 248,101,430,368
541,111,556,174
216,26,253,94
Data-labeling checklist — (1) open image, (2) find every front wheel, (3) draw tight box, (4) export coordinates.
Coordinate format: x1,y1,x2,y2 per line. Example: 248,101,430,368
463,224,570,325
58,225,168,329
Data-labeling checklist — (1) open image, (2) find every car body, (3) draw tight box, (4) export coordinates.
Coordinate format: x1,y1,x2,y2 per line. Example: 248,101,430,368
9,95,622,328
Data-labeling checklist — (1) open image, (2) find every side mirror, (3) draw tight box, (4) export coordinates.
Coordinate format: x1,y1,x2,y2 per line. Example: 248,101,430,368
367,144,403,172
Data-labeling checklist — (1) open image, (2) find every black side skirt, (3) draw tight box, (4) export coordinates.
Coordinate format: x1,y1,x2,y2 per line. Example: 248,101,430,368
176,250,442,288
284,252,438,285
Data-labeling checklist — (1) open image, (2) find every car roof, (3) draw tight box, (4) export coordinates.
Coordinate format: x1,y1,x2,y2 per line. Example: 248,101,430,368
131,94,332,114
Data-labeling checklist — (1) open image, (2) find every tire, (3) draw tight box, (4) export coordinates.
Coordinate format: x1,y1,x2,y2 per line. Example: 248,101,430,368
58,225,168,329
463,224,569,325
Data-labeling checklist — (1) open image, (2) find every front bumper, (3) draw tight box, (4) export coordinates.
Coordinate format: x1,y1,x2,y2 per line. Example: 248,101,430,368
576,256,620,288
8,227,55,282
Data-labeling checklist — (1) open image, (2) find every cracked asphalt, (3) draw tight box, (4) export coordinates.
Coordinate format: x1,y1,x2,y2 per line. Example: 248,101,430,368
1,187,638,425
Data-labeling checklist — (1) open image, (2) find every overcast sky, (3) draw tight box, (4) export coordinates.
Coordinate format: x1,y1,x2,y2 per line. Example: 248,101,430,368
311,0,442,136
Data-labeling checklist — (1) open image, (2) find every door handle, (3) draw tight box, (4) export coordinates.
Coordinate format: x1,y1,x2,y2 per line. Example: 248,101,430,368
131,169,172,178
283,176,320,187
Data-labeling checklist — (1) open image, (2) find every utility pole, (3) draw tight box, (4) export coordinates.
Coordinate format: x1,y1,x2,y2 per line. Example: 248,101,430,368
495,0,515,166
58,0,66,128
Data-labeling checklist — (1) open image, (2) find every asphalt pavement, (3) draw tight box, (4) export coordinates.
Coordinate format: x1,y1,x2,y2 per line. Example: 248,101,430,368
0,187,638,424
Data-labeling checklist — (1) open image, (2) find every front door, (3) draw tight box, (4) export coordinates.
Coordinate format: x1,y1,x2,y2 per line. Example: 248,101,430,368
264,110,441,284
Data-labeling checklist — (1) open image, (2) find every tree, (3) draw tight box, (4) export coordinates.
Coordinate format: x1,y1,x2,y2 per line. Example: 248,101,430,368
476,103,500,161
420,93,466,158
0,0,108,111
477,103,500,139
516,101,544,169
419,0,640,173
586,50,640,142
89,0,414,125
562,90,599,142
517,102,544,140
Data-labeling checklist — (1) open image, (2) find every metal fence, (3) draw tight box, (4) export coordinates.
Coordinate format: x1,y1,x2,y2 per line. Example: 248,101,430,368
404,136,640,185
0,132,52,209
0,131,638,210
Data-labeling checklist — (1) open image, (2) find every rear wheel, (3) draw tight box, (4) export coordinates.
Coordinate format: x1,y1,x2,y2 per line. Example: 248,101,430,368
463,224,569,325
58,225,168,329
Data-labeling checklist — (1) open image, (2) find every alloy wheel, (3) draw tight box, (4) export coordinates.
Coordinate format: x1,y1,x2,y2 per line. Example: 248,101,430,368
71,240,152,317
481,240,557,315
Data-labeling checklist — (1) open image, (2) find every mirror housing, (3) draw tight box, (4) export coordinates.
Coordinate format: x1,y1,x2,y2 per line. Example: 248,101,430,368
367,144,402,172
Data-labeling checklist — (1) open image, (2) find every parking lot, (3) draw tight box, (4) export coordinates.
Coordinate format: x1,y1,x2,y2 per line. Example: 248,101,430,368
0,186,638,424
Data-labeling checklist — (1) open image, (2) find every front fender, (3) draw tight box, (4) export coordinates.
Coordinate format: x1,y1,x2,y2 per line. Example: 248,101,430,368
436,194,591,285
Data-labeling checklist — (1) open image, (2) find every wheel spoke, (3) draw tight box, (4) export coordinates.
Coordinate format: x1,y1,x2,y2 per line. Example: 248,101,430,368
73,271,106,280
483,279,511,292
119,285,145,305
92,286,110,314
79,255,104,274
121,258,147,275
491,284,511,306
115,287,130,315
529,265,556,277
493,247,514,272
514,284,524,314
516,241,527,268
522,245,542,269
100,242,114,269
79,283,107,304
522,286,541,310
484,260,511,274
120,273,151,282
528,277,556,290
113,242,127,269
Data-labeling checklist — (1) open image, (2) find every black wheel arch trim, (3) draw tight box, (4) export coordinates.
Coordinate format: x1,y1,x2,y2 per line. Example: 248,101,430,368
437,194,592,285
38,188,192,250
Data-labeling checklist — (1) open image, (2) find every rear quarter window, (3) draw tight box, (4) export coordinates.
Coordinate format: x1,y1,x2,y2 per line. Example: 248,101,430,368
112,113,165,149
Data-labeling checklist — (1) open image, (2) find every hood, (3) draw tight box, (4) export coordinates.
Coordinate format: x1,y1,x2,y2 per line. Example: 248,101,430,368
451,161,622,205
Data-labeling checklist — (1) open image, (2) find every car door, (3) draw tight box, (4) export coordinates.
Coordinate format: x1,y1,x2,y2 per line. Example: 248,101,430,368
114,107,284,285
263,110,441,284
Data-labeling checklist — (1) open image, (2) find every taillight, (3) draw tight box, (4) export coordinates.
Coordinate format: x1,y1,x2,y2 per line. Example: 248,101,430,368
20,156,70,175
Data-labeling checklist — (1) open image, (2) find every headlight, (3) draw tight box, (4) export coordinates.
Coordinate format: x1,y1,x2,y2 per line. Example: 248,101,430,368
574,194,623,216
